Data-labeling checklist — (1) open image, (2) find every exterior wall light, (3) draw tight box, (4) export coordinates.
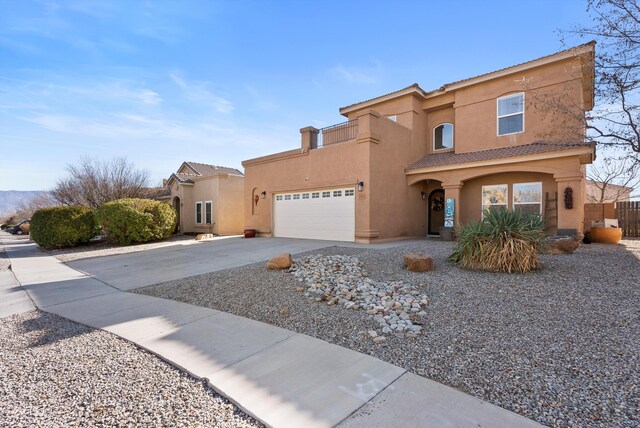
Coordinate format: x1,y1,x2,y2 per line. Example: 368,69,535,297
421,191,427,200
261,191,266,199
357,181,364,192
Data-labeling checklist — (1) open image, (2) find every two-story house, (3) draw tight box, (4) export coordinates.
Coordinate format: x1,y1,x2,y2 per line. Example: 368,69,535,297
242,42,596,243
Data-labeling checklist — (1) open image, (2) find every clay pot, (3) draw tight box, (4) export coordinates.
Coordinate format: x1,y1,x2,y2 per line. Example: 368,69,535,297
589,227,622,244
244,229,256,238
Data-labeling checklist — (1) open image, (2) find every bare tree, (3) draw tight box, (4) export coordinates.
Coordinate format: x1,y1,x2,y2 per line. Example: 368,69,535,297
14,192,57,219
51,157,150,209
587,153,639,201
562,0,640,157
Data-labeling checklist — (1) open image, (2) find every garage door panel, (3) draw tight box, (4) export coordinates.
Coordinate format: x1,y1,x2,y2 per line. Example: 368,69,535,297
274,188,355,242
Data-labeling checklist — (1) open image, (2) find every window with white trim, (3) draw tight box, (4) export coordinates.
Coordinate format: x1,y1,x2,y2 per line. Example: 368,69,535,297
345,189,354,196
333,190,342,197
195,202,203,224
302,193,309,199
312,192,320,199
322,191,330,198
293,194,300,200
433,123,453,150
284,194,291,200
205,201,212,224
482,184,508,216
497,93,524,135
513,182,542,215
276,195,283,201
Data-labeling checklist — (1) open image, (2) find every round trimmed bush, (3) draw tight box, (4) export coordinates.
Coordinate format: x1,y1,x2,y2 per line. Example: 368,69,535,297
30,206,97,249
96,198,176,245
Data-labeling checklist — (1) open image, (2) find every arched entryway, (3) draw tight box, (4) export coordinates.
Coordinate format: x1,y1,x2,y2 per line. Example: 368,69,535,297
428,189,445,235
172,196,181,233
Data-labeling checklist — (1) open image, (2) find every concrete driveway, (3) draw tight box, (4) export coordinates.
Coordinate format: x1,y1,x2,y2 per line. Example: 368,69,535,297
68,236,346,290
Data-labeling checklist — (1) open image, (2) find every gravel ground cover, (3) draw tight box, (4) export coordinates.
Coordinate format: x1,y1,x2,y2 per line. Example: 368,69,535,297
47,234,196,262
0,310,263,427
137,239,640,428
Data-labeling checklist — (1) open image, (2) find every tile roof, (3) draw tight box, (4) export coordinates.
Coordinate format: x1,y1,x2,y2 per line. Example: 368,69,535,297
406,141,595,171
183,161,243,177
340,41,595,113
435,41,595,91
171,173,197,183
340,83,426,111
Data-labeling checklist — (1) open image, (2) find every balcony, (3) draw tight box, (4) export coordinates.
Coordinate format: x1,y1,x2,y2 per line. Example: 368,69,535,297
318,120,358,147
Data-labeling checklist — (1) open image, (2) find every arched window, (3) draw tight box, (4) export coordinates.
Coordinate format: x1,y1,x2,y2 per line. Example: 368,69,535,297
433,123,453,150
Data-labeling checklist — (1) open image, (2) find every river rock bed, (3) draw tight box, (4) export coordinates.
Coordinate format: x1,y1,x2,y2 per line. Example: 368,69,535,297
290,254,428,337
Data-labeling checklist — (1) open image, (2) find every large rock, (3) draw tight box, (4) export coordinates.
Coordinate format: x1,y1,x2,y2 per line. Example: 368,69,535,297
544,234,583,254
403,253,435,272
267,253,293,270
195,233,214,241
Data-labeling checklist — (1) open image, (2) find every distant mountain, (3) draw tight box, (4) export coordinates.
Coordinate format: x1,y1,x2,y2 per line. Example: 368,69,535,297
0,191,48,216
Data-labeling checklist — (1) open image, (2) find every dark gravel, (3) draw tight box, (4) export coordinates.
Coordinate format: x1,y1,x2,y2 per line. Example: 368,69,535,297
137,240,640,428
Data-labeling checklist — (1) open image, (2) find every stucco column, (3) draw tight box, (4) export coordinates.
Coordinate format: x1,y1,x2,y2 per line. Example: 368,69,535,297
300,126,319,151
442,182,463,228
355,109,381,145
555,173,585,234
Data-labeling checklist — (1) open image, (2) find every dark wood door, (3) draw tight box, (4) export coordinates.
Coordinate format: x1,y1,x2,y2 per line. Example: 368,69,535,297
428,189,445,235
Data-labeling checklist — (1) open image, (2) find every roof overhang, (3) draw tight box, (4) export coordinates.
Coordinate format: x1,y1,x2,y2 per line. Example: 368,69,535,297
406,146,595,176
339,84,428,117
425,42,596,99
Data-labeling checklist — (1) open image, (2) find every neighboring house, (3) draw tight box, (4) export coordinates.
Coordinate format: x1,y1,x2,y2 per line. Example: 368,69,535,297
165,162,244,235
242,42,596,243
586,180,633,203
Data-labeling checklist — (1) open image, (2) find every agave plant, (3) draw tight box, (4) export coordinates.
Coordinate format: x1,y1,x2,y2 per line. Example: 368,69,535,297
449,208,546,273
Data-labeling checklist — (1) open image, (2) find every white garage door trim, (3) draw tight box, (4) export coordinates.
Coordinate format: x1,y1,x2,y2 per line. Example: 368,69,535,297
273,187,355,242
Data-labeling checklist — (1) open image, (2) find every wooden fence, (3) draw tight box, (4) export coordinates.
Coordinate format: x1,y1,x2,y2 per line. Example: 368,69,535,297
616,201,640,237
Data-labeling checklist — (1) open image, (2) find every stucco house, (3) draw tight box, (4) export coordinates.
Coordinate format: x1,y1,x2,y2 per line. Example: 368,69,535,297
242,42,596,243
166,162,244,235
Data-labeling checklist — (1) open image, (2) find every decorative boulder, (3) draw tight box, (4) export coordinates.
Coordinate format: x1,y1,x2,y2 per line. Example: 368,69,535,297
403,253,435,272
196,233,214,241
544,234,583,254
267,253,293,270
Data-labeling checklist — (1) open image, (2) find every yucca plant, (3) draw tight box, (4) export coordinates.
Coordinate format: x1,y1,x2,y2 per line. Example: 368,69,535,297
449,208,546,273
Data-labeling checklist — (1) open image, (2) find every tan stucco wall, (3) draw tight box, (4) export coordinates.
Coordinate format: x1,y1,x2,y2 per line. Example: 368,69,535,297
243,110,421,241
243,133,370,236
169,174,244,235
460,171,557,225
216,175,244,235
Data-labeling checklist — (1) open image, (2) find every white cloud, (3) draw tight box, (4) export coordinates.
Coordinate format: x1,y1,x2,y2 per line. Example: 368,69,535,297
169,72,234,113
328,62,383,84
137,89,162,105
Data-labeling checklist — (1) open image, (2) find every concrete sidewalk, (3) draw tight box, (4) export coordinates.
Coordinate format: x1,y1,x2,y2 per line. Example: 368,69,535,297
2,235,541,428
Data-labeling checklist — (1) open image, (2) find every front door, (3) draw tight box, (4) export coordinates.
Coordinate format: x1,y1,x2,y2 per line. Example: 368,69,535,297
428,189,445,235
173,197,181,233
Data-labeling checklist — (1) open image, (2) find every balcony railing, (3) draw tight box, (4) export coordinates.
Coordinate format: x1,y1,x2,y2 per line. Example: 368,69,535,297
318,120,358,147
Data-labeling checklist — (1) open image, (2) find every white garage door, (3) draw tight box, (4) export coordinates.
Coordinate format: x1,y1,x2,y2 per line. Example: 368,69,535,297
273,187,355,242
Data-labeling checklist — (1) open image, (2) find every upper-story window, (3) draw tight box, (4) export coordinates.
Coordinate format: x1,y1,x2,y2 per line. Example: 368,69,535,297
433,123,454,150
497,93,524,136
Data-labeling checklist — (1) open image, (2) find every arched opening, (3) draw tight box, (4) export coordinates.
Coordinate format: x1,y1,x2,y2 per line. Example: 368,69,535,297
172,196,181,233
428,189,445,235
251,187,258,215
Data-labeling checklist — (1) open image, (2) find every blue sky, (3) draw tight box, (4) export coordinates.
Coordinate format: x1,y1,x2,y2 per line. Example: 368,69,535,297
0,0,592,191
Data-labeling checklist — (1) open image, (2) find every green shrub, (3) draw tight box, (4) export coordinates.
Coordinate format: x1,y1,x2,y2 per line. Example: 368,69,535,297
449,209,546,273
30,206,96,249
96,198,176,245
